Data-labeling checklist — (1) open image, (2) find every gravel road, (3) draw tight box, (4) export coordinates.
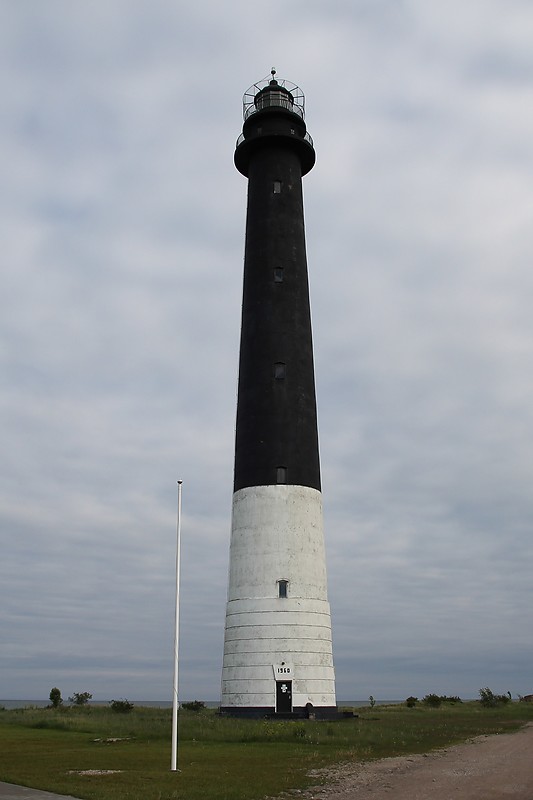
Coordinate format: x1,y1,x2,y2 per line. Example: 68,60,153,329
299,722,533,800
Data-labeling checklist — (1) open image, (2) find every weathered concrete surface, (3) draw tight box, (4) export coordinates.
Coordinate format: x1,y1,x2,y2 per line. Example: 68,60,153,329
222,484,336,711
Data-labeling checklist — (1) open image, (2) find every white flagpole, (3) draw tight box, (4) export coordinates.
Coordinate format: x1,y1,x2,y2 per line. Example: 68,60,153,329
171,479,183,772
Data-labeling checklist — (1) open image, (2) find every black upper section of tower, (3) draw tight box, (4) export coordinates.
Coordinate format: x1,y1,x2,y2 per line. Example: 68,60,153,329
233,75,321,493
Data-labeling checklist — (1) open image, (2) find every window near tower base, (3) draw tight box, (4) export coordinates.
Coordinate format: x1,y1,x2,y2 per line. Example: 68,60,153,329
278,580,288,598
276,466,287,484
274,362,286,380
273,180,281,194
274,267,284,282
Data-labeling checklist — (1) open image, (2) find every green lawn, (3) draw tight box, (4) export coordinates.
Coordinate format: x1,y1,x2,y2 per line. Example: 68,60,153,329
1,702,532,800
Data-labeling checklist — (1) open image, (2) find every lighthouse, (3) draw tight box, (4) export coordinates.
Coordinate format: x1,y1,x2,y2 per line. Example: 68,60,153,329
221,72,336,717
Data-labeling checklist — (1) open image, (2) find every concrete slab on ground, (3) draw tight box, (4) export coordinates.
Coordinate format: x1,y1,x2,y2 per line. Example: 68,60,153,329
0,784,79,800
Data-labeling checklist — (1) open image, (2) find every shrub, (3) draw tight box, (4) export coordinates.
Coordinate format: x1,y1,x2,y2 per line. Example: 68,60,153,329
109,699,134,713
181,700,206,712
368,695,376,708
422,694,442,707
479,687,497,707
479,687,510,707
69,692,92,706
499,694,511,704
405,696,418,708
422,694,462,707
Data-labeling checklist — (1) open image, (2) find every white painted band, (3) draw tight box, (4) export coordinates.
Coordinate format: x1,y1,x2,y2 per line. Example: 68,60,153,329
221,484,336,709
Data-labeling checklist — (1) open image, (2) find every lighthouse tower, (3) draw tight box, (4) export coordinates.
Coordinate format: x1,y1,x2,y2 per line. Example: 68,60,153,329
221,72,336,717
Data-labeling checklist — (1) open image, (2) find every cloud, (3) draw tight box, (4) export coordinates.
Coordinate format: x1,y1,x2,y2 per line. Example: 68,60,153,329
1,0,532,703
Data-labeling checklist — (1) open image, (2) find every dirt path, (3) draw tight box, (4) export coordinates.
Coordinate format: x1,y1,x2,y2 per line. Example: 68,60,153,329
300,722,533,800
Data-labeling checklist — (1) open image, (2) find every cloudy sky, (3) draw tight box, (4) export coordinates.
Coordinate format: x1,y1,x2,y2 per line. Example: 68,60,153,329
2,0,533,704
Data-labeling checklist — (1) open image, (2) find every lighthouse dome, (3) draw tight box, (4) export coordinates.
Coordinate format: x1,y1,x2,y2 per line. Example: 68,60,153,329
242,72,306,121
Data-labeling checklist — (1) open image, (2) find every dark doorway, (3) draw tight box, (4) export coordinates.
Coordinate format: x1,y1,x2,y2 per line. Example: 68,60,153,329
276,680,292,713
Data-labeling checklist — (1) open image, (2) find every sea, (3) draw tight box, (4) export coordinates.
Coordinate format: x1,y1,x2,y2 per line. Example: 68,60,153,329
0,699,401,710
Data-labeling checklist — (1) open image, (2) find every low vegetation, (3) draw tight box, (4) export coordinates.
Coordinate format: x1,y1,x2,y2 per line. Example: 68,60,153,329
181,700,206,712
1,696,532,800
69,692,93,706
421,694,463,707
479,687,512,707
109,699,134,714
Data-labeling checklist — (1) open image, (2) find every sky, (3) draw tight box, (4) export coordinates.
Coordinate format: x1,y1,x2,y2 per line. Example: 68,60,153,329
2,0,533,704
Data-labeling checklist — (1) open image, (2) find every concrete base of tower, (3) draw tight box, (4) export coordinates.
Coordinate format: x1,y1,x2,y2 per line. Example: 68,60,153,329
221,484,337,713
219,705,340,720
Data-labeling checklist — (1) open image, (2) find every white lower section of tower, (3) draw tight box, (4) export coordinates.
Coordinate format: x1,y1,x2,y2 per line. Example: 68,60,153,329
221,484,336,712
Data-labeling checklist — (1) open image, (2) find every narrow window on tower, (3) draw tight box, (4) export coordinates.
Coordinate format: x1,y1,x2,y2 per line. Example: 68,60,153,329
274,267,284,283
274,362,286,380
273,180,281,194
278,580,288,599
276,466,287,484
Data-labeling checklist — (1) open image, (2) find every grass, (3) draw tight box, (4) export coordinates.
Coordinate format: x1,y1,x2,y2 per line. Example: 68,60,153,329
1,702,533,800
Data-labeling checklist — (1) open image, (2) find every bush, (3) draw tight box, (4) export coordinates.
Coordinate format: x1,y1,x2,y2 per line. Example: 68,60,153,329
405,696,418,708
422,694,462,707
181,700,206,712
422,694,442,707
479,687,497,707
109,699,134,713
479,687,511,707
69,692,92,706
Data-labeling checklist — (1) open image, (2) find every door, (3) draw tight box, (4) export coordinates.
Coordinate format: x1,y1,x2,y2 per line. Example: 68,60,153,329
276,680,292,713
